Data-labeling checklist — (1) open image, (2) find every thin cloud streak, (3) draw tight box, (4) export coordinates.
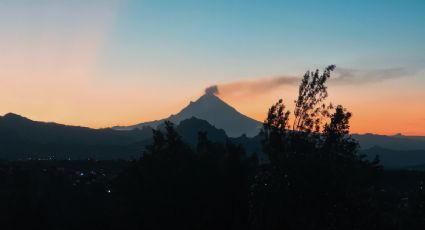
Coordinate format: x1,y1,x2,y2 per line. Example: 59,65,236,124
211,67,414,99
332,67,414,85
211,76,299,98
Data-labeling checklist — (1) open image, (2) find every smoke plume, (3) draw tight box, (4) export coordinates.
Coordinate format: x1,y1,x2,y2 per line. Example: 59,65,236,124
212,76,299,98
205,85,219,95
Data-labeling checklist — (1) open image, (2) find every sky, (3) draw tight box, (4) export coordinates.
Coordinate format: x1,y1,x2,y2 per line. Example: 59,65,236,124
0,0,424,135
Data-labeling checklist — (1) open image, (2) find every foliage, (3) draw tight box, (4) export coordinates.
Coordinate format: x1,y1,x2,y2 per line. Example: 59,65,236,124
293,65,335,133
111,122,254,229
251,66,385,229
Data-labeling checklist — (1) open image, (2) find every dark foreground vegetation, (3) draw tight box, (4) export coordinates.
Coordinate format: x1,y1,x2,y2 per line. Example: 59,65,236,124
1,158,425,230
1,66,425,229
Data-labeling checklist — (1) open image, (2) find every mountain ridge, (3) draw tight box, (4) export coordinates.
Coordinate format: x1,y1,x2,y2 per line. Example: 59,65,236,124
113,93,262,137
2,112,425,167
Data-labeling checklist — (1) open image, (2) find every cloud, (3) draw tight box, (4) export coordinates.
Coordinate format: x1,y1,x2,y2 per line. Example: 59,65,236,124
332,67,413,85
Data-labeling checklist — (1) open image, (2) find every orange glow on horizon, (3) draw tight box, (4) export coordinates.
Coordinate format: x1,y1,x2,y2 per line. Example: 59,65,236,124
0,2,423,136
3,84,422,137
218,78,425,136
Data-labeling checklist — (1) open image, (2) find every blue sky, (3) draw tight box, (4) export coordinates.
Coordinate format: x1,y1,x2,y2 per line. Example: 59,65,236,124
97,0,425,82
0,0,424,134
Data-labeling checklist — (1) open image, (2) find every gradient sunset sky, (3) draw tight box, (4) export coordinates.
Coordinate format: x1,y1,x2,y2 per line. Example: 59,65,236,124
0,0,424,135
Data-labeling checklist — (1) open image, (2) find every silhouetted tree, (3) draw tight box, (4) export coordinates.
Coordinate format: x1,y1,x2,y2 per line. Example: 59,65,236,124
250,65,384,230
112,122,256,229
262,99,290,165
293,65,335,133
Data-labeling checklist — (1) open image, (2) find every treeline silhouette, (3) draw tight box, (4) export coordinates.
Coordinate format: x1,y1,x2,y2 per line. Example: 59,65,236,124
1,66,425,229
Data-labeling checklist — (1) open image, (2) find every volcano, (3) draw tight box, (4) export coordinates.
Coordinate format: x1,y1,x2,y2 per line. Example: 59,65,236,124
114,93,262,137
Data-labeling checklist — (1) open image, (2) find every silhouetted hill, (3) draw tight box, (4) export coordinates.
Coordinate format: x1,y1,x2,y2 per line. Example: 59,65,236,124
362,146,425,170
175,117,228,146
353,133,425,151
173,117,264,157
0,113,154,145
114,93,262,137
2,112,425,167
0,113,152,160
230,132,425,167
0,113,240,160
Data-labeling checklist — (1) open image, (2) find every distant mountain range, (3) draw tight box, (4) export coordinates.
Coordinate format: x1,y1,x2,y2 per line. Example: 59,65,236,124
0,113,232,160
353,133,425,151
1,95,425,170
361,146,425,170
113,93,262,137
0,113,152,160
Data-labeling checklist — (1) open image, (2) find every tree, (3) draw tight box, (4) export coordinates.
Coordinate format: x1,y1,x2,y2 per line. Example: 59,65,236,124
322,105,358,157
250,65,383,230
262,99,290,165
293,65,335,133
